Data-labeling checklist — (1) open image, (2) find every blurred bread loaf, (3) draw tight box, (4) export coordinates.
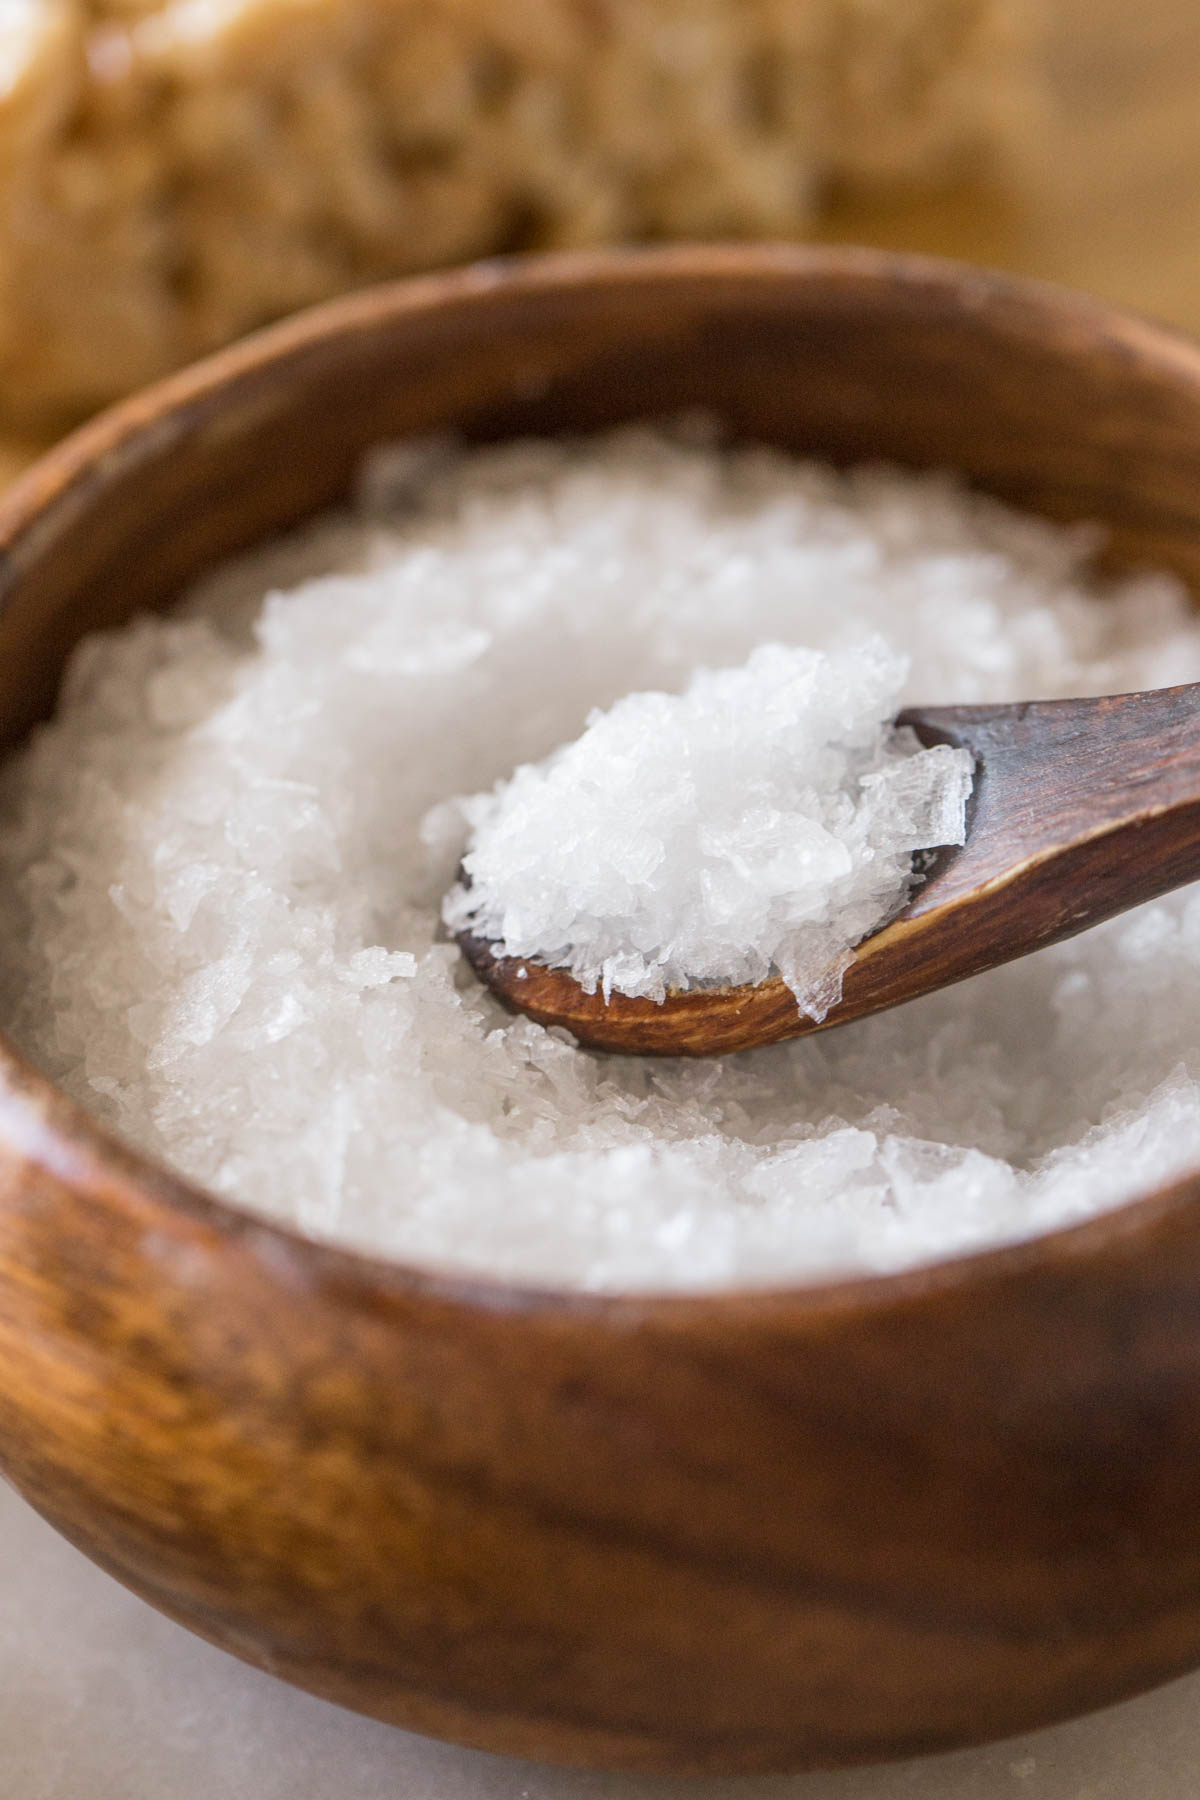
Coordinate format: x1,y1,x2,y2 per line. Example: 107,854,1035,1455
0,0,1033,425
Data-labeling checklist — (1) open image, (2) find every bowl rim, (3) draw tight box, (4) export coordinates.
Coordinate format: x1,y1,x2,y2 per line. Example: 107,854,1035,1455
3,238,1200,1323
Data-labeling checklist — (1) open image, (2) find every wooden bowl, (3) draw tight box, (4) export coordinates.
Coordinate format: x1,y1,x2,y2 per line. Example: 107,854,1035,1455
6,246,1200,1777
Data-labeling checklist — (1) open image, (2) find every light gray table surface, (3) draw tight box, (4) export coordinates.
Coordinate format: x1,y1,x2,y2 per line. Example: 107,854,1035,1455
2,1475,1196,1800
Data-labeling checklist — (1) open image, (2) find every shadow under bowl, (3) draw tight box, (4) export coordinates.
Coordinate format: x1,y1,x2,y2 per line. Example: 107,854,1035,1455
2,245,1200,1776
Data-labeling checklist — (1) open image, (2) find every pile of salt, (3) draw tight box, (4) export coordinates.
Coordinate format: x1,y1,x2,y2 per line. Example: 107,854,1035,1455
444,640,974,1016
3,428,1200,1291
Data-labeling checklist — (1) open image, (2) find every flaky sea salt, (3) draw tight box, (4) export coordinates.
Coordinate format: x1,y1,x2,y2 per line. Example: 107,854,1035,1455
444,640,974,1014
2,426,1200,1292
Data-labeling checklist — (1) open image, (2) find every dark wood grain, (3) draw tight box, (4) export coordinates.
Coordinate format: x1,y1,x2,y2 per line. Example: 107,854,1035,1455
5,249,1200,1773
461,682,1200,1054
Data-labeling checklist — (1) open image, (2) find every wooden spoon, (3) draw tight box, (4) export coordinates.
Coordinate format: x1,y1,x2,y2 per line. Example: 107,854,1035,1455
457,680,1200,1056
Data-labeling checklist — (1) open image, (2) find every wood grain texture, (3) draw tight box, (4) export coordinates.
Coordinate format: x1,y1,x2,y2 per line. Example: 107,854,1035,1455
6,249,1200,1772
461,683,1200,1055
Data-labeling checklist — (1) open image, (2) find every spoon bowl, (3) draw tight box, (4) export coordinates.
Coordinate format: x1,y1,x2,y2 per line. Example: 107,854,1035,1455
458,683,1200,1054
6,248,1200,1773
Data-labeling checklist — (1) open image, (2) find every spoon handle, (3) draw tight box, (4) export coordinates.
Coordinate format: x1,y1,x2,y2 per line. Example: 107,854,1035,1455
887,679,1200,979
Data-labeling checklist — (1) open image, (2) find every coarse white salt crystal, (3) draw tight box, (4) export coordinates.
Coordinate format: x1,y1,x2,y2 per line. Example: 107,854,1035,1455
2,426,1200,1293
443,640,974,1014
